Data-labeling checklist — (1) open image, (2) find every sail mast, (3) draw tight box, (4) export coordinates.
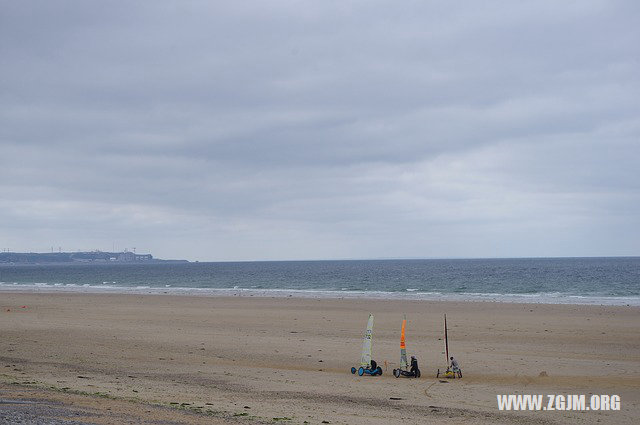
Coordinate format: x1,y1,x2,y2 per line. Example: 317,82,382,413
444,314,449,367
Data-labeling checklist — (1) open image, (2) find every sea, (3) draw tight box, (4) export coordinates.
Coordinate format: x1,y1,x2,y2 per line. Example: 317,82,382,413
1,257,639,306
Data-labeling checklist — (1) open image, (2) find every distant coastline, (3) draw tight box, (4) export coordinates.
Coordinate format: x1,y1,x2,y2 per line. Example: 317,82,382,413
0,251,188,265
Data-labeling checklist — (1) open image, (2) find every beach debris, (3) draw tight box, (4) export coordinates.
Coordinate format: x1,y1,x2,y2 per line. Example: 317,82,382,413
389,397,403,400
539,371,548,377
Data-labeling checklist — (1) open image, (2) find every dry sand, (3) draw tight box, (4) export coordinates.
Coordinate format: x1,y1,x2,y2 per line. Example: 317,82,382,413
1,292,638,424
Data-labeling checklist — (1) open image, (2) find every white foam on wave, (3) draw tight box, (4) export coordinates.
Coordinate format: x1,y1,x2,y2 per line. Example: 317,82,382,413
0,282,638,306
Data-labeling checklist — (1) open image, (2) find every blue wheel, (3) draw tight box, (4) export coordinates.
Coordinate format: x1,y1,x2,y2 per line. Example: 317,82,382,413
358,367,365,376
376,367,383,376
351,367,356,374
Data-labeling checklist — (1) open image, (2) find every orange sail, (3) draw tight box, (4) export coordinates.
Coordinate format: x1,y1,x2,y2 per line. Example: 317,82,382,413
400,317,406,349
400,315,407,369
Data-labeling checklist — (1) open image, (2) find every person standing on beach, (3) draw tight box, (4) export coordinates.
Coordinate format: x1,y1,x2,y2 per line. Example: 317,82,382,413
450,356,460,372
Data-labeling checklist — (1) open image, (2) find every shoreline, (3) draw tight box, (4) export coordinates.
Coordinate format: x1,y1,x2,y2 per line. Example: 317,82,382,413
1,284,639,306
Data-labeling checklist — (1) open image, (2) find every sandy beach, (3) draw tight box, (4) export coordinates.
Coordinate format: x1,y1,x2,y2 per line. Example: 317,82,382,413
1,293,638,424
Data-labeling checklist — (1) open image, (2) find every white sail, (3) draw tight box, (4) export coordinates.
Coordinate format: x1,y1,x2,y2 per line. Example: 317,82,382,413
360,313,374,367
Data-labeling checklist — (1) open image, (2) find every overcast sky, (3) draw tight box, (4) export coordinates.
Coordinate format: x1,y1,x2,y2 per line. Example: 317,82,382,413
1,1,638,261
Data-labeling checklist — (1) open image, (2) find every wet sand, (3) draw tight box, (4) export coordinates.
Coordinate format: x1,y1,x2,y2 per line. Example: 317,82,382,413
1,293,638,424
0,382,232,424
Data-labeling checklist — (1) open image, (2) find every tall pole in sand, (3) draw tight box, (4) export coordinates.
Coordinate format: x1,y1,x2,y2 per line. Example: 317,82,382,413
444,314,449,368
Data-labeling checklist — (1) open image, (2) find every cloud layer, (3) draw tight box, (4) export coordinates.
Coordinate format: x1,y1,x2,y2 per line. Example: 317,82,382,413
1,1,639,260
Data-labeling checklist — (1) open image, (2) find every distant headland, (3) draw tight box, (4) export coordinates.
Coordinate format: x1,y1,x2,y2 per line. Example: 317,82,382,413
0,251,188,265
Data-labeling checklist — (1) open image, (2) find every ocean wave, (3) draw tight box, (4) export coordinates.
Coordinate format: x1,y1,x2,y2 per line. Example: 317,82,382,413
1,282,638,306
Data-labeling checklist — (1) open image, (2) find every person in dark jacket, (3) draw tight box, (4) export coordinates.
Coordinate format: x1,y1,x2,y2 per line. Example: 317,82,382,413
410,356,419,375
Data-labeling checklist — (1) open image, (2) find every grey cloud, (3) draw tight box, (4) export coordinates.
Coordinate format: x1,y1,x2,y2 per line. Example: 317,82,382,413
1,1,639,260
